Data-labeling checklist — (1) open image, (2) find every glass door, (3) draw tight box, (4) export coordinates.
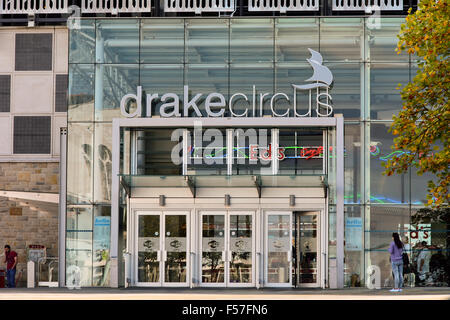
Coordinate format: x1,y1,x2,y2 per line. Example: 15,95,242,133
200,211,255,287
265,211,292,287
228,212,254,287
200,212,226,286
163,212,189,286
136,212,161,286
296,211,320,287
136,211,189,287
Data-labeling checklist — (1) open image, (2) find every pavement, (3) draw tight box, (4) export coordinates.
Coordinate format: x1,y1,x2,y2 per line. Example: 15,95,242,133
1,287,449,300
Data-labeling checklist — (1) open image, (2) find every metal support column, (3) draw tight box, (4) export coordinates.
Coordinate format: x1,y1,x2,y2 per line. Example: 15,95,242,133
110,119,121,287
336,115,345,288
58,127,67,287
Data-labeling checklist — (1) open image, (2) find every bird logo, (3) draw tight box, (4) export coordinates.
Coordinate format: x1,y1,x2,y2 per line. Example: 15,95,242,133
292,48,333,91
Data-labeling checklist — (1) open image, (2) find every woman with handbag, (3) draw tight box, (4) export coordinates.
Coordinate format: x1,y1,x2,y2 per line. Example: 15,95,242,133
388,233,405,292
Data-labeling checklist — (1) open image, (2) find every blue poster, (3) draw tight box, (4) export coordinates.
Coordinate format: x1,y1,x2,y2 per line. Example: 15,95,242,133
345,217,362,251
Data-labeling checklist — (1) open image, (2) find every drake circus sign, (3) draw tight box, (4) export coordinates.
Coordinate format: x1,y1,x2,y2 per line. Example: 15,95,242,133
120,49,335,118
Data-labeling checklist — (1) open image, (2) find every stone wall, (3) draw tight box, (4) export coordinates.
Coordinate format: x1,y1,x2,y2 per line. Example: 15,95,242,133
0,162,59,287
0,162,59,193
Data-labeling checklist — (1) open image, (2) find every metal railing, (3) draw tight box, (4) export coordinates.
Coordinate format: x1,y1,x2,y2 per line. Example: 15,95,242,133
37,257,59,287
81,0,151,14
332,0,403,11
164,0,234,13
0,0,68,14
248,0,319,12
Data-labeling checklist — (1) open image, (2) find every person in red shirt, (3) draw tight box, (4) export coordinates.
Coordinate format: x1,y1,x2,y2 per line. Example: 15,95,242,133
4,245,18,288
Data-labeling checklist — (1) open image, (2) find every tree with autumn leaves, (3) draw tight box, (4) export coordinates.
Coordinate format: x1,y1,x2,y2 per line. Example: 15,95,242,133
383,0,449,208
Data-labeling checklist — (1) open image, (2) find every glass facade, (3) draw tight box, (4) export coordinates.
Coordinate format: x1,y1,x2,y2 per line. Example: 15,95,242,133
67,17,443,288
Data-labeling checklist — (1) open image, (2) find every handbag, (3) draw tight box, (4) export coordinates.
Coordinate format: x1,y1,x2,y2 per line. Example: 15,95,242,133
402,245,410,266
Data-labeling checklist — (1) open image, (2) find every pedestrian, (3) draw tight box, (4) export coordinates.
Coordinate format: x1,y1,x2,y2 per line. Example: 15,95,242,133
388,233,404,292
4,245,18,288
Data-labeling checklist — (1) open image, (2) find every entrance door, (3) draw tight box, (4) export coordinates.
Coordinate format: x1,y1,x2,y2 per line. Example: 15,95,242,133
295,211,320,287
265,211,292,287
136,211,189,287
200,211,255,287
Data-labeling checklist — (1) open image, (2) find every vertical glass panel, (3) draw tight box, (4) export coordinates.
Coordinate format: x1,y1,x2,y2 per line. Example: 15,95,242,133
66,206,93,287
365,205,410,287
67,123,93,204
370,63,409,120
267,214,290,284
275,18,319,63
165,215,187,283
320,18,363,62
140,64,184,117
297,213,318,284
96,20,140,64
141,19,185,64
275,63,312,117
186,19,229,64
278,129,324,174
366,18,408,62
410,169,437,205
344,206,364,287
68,64,95,122
138,215,160,283
187,128,227,175
185,64,229,116
326,63,361,119
345,124,362,204
202,214,225,283
328,205,337,259
230,63,273,116
369,123,409,204
69,19,95,64
137,129,183,175
95,64,139,121
231,19,274,63
409,208,449,287
94,123,112,203
229,214,252,284
93,206,111,286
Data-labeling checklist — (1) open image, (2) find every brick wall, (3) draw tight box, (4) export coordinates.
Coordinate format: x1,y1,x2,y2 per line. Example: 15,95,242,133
0,162,59,287
0,162,59,193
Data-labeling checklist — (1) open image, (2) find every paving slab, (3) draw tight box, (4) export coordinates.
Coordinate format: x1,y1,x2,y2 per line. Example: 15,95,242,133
0,287,449,300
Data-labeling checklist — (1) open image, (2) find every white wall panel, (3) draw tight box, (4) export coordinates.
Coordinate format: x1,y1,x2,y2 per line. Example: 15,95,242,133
13,74,53,113
0,32,14,73
0,117,12,155
55,29,68,74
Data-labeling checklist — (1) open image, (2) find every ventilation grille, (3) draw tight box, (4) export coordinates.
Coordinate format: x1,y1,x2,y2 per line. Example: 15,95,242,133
15,33,53,71
55,74,68,112
0,75,10,113
14,116,51,154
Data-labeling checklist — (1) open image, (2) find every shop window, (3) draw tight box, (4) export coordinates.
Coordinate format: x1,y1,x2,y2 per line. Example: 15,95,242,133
13,116,51,154
15,33,52,71
0,75,10,112
55,74,68,112
278,129,324,174
187,128,228,175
